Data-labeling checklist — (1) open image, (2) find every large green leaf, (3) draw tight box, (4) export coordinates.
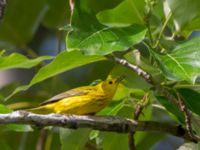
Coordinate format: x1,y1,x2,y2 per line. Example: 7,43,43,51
5,51,105,100
165,0,200,36
178,88,200,116
67,25,147,55
60,128,91,150
0,0,48,48
30,51,105,84
0,53,53,70
153,36,200,83
97,0,145,27
70,0,124,30
66,0,147,55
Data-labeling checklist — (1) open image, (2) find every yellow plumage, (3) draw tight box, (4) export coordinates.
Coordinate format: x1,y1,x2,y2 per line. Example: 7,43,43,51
27,76,124,115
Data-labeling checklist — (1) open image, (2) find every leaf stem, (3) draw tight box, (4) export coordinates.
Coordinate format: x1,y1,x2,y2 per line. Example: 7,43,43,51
154,12,172,48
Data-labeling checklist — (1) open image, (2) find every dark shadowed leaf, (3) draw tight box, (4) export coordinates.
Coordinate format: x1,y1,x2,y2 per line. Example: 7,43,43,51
42,0,69,28
178,88,200,116
60,128,91,150
156,96,184,123
0,0,48,48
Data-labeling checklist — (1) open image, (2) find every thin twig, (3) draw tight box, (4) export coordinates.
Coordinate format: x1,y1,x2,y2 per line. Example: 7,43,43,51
128,93,150,150
153,12,172,48
0,0,6,20
108,55,178,105
106,55,153,84
177,93,200,141
36,129,48,150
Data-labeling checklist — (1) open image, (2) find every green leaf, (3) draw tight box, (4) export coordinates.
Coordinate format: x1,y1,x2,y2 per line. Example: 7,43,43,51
70,0,124,30
97,0,145,27
165,0,200,36
99,104,153,150
0,53,53,71
178,88,200,116
110,65,150,89
0,0,48,48
60,128,91,150
67,25,147,55
5,51,105,100
0,104,12,113
67,0,147,55
152,36,200,83
97,101,124,116
30,51,105,85
99,106,133,150
136,133,165,150
100,132,128,150
156,96,184,123
6,124,33,132
0,141,12,150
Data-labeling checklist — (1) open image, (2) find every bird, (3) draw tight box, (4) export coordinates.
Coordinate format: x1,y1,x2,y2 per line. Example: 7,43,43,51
27,76,124,115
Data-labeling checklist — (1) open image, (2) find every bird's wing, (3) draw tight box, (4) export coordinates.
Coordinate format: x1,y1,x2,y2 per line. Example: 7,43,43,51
39,89,88,106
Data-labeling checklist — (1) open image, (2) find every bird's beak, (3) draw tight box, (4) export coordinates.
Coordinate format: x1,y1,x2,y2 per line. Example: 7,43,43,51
115,75,125,83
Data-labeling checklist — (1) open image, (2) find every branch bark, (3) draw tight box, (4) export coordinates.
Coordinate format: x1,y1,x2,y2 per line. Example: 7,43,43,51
0,111,196,142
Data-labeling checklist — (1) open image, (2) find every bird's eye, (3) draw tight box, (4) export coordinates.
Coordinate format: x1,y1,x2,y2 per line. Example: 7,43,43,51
109,81,113,84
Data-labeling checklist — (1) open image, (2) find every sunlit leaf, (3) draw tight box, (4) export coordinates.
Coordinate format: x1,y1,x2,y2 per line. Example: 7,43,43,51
5,51,105,100
66,0,146,55
97,0,145,27
67,25,147,55
6,124,33,132
0,104,12,113
0,53,53,70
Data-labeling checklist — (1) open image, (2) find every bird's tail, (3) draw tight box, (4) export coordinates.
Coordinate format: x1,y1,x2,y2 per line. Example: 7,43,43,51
26,106,53,114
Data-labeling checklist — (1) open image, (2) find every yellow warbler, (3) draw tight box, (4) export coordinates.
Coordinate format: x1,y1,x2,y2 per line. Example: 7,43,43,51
28,76,124,115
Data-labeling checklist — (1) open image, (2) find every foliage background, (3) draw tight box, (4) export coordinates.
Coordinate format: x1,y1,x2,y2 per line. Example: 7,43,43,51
0,0,200,149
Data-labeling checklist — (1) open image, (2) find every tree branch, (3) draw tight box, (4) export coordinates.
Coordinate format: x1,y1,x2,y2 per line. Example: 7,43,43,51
0,0,6,20
0,111,196,142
